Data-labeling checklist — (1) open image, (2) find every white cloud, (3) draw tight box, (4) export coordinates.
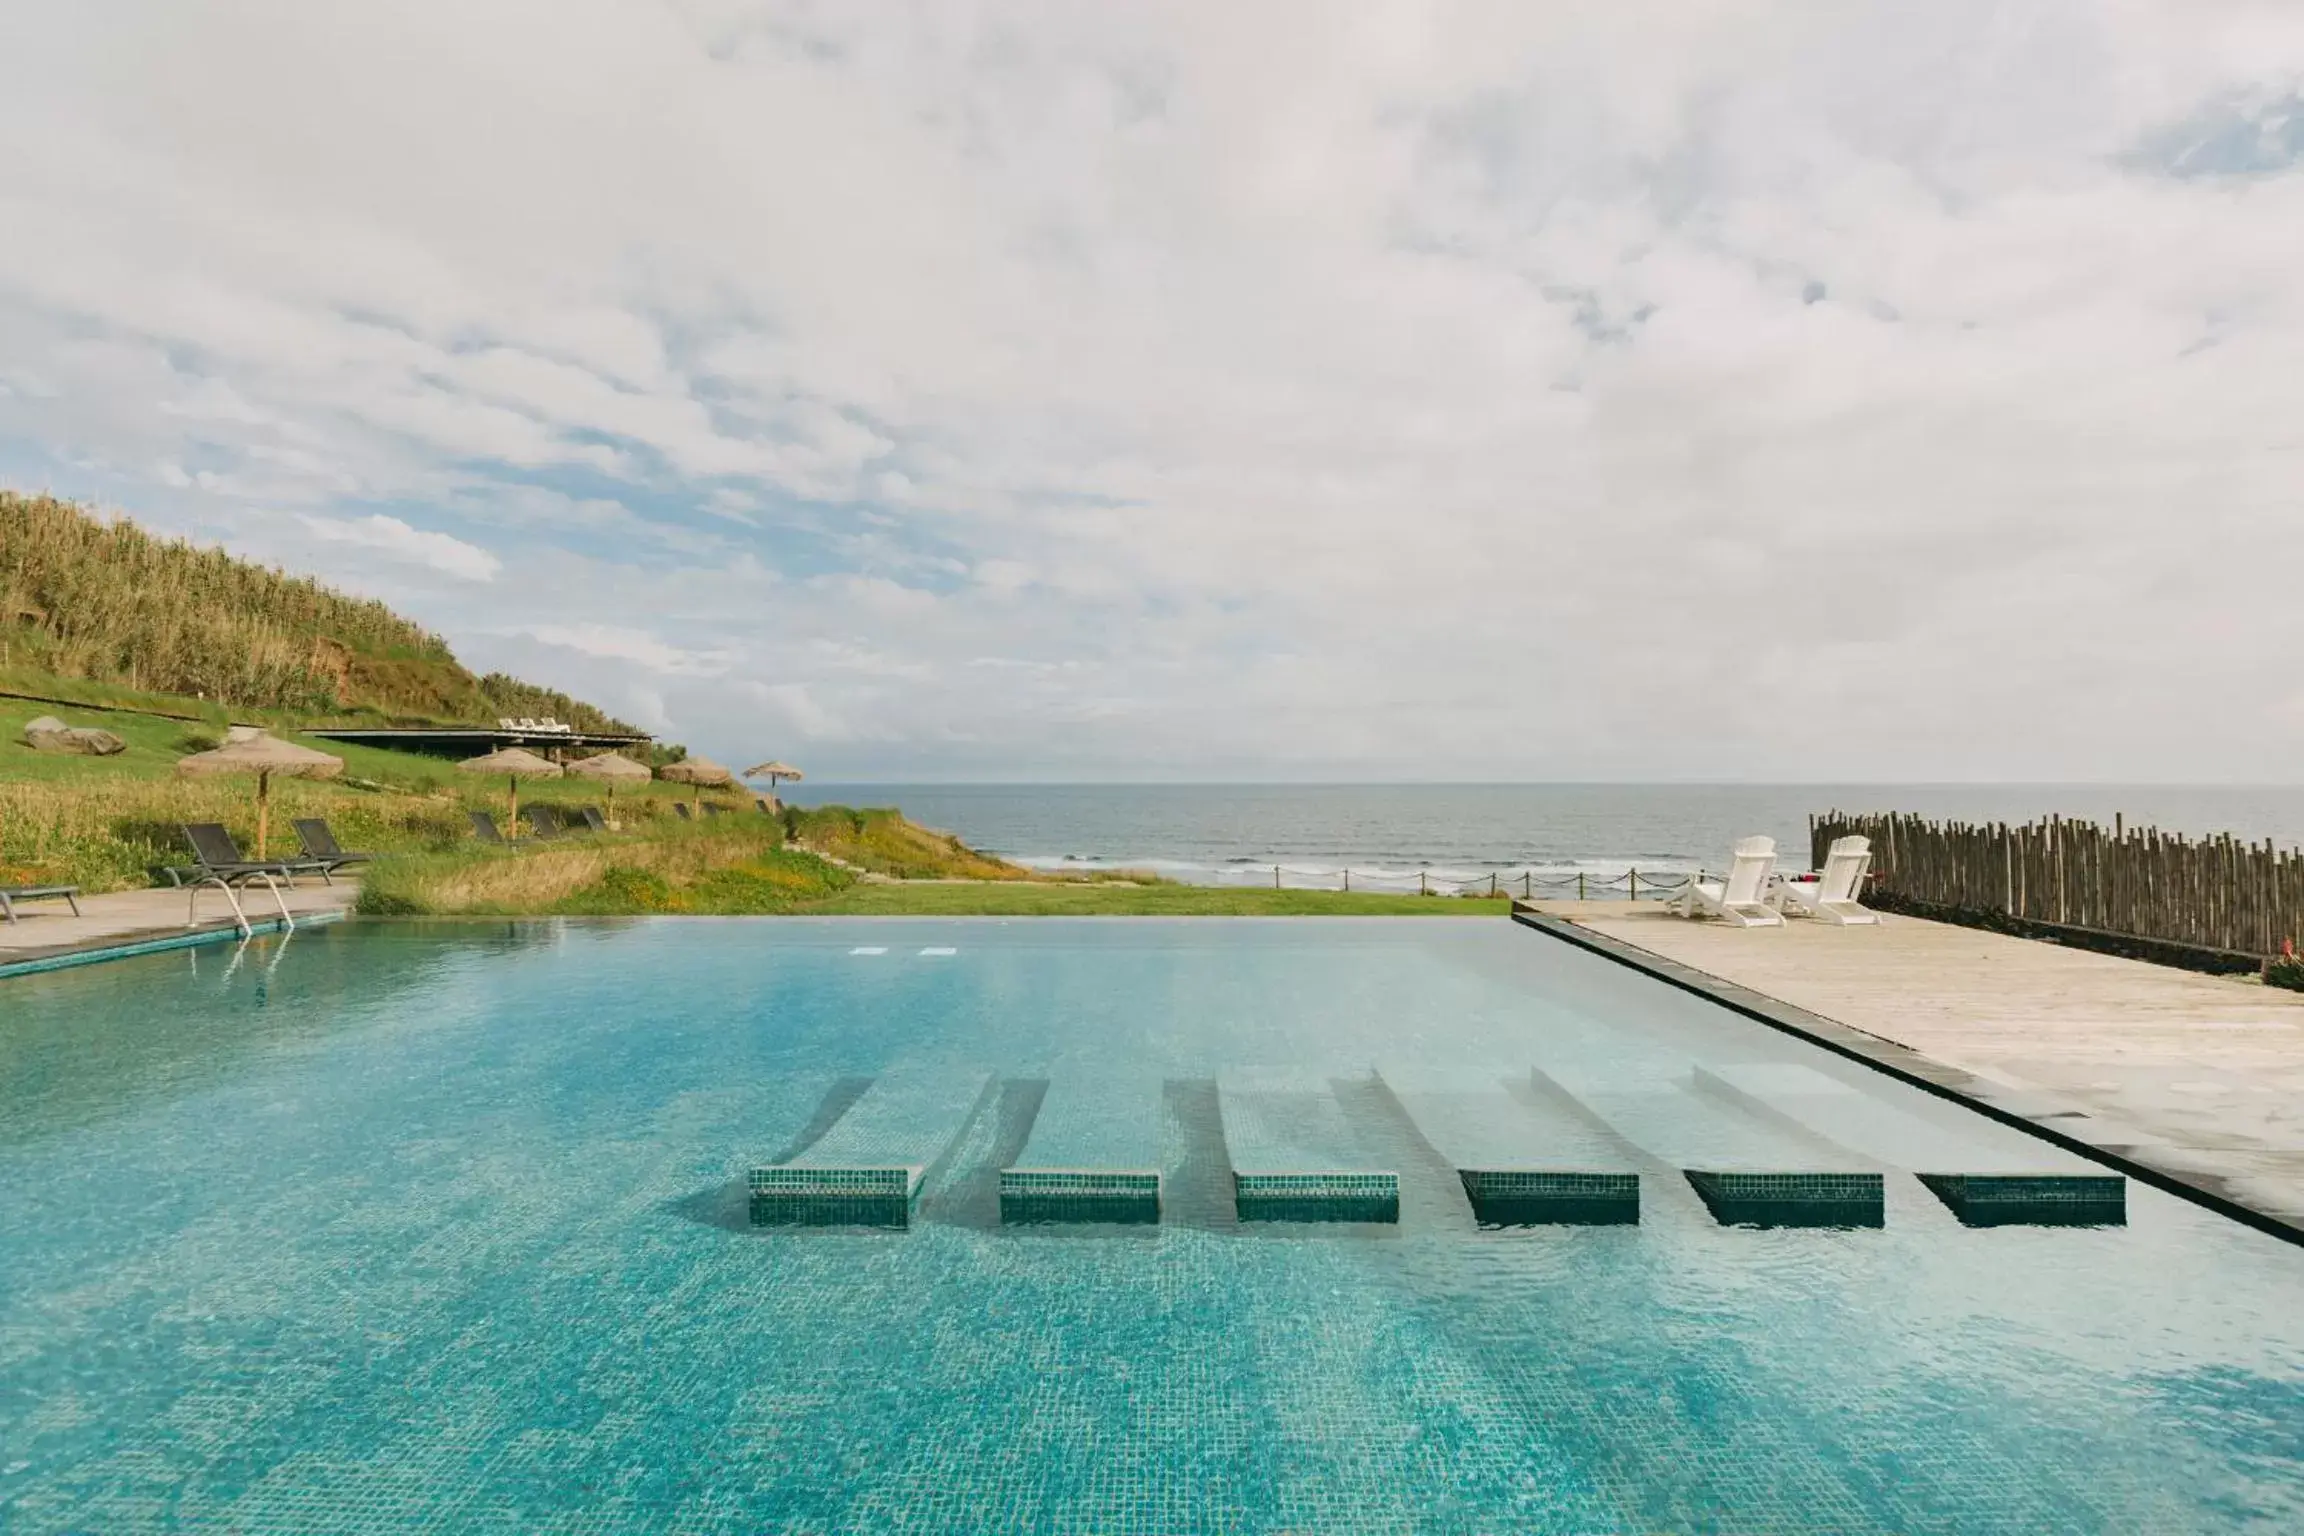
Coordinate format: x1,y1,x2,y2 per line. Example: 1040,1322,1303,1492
523,622,721,675
296,513,501,582
4,3,2304,777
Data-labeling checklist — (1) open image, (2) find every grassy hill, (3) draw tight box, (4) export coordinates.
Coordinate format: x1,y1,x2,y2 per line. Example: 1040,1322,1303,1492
0,691,705,892
1,492,635,731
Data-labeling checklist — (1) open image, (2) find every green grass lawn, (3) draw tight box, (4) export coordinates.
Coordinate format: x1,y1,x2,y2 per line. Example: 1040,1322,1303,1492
0,694,222,783
803,882,1507,916
358,829,1510,919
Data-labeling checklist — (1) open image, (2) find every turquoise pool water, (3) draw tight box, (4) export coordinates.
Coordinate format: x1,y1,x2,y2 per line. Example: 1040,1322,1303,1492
2,918,2299,1533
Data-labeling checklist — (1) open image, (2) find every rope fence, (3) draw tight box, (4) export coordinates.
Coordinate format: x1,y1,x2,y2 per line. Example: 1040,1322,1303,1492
1175,864,1699,899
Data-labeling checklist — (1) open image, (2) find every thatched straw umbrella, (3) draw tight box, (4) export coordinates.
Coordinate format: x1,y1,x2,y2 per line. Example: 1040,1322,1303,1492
658,754,733,815
566,751,649,826
458,746,562,839
176,728,344,858
744,760,803,789
741,759,802,815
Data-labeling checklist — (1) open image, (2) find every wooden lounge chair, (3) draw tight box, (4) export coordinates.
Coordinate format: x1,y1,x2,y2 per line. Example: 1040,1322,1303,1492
292,818,373,877
1778,835,1878,925
163,823,307,936
524,804,565,839
1673,836,1784,927
0,884,81,925
470,810,507,844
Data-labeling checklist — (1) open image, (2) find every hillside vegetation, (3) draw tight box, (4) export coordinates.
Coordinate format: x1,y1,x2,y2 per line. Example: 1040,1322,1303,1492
0,692,715,893
0,492,634,730
356,813,1503,918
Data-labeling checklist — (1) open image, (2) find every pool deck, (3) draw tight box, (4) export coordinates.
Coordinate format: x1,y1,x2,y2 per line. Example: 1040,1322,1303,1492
1515,901,2304,1242
0,879,358,973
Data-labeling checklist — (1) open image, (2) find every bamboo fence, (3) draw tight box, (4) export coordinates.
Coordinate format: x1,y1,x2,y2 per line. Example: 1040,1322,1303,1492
1813,810,2304,958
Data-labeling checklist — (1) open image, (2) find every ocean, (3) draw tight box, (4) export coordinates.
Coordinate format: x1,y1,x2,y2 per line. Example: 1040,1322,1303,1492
780,783,2304,892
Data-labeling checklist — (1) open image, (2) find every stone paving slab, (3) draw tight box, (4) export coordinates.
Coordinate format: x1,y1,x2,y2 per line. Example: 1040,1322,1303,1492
0,880,358,967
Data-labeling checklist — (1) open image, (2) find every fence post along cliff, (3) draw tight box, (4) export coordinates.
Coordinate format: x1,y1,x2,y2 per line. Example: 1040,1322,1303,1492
1812,811,2301,963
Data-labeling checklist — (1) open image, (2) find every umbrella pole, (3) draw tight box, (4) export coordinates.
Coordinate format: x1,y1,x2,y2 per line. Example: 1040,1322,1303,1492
257,770,271,859
509,774,520,841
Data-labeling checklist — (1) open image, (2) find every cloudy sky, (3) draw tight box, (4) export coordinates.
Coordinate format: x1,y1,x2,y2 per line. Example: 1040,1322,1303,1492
3,2,2301,780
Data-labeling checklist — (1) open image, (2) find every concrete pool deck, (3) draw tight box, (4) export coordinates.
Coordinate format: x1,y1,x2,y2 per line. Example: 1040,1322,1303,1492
0,879,359,973
1516,901,2304,1242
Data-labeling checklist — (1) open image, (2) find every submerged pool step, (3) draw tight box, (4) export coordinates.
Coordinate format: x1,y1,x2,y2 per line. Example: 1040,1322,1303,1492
750,1069,996,1227
1540,1066,1883,1228
1696,1064,2126,1227
1378,1065,1639,1225
1219,1071,1398,1223
1001,1080,1163,1224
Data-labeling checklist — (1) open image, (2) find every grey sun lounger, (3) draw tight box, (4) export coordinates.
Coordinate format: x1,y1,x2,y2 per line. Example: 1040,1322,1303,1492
580,806,608,833
702,802,728,818
470,810,507,844
0,885,82,925
673,802,694,821
524,805,565,839
173,823,325,885
291,818,373,876
163,823,310,937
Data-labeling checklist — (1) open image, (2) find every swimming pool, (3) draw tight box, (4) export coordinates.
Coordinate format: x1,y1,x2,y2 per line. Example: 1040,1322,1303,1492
2,918,2299,1532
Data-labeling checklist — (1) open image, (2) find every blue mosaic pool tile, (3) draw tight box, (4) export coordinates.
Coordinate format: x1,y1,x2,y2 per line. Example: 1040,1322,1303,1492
1684,1169,1886,1228
1918,1172,2128,1227
749,1069,993,1227
2,919,2295,1534
1233,1171,1401,1223
1380,1067,1642,1226
1219,1072,1400,1224
1459,1168,1641,1225
1001,1080,1163,1225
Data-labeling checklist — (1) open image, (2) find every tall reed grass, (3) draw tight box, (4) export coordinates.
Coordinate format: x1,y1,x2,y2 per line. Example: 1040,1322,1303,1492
1,492,636,731
0,777,470,891
356,819,814,915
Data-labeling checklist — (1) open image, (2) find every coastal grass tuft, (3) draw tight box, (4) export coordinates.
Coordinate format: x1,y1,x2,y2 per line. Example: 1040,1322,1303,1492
355,819,836,915
784,804,1029,880
354,806,1506,918
2,491,638,730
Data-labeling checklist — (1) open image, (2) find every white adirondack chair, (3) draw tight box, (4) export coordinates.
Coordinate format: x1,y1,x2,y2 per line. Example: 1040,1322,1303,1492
1675,836,1783,927
1778,835,1877,925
